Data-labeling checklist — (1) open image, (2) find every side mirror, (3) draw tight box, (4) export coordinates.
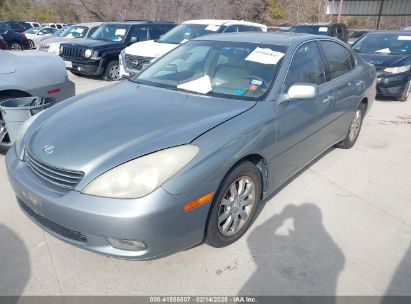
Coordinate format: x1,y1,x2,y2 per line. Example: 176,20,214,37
130,37,138,44
278,83,318,105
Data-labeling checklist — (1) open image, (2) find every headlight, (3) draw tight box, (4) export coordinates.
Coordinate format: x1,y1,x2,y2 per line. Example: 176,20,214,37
82,145,199,199
384,65,411,74
15,112,44,161
59,45,63,54
84,49,93,58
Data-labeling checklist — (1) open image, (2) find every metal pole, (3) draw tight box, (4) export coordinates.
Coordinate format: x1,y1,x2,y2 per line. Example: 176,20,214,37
337,0,344,23
376,0,385,30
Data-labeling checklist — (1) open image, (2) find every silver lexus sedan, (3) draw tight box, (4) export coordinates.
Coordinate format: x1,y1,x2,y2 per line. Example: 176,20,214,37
6,33,376,259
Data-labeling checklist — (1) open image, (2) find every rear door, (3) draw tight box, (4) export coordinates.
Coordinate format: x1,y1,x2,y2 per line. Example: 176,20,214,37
273,41,334,184
319,40,362,145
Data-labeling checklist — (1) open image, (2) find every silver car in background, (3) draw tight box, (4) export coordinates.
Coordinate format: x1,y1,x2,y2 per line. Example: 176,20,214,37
38,22,102,54
0,50,75,147
6,33,376,260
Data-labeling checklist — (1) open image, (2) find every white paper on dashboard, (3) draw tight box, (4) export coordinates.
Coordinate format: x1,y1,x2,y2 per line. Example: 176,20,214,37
398,36,411,41
115,29,127,36
245,47,285,65
319,27,328,32
205,25,220,32
75,28,85,33
375,48,391,53
177,75,212,94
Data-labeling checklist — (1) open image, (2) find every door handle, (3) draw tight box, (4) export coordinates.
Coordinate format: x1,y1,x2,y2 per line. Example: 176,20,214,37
322,96,334,104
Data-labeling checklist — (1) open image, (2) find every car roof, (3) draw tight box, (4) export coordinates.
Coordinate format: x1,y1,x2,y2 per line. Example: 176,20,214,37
183,19,266,28
73,22,103,27
366,31,411,35
292,23,344,27
102,21,173,25
196,32,324,46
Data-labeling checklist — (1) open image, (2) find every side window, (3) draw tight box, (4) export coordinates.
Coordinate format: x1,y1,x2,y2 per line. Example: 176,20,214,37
10,22,23,32
253,26,263,32
337,25,344,39
0,23,8,33
149,25,165,40
320,41,353,80
164,24,175,33
284,42,326,90
130,26,149,42
223,25,238,33
238,25,254,32
332,26,338,37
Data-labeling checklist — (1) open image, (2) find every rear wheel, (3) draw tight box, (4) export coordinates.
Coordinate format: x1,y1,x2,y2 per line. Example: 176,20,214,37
337,102,366,149
205,161,262,247
28,40,35,49
103,61,121,81
9,42,22,51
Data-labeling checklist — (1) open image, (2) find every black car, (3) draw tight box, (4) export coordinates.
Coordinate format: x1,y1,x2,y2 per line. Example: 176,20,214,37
0,21,32,33
60,21,176,81
353,31,411,102
0,23,30,50
289,23,348,43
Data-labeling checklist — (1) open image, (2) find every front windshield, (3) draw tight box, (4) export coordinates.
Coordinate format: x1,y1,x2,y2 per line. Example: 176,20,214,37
136,40,286,101
290,26,329,35
60,25,88,38
349,30,367,38
90,24,130,42
25,28,40,34
158,24,221,44
353,33,411,55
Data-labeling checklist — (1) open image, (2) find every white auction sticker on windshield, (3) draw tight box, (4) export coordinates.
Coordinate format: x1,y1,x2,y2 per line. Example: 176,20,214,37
177,75,212,94
245,47,285,65
205,25,220,32
115,29,127,36
398,36,411,41
319,27,328,32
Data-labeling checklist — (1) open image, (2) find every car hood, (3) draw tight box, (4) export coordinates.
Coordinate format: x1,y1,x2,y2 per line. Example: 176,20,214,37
125,40,178,58
28,81,255,175
358,53,411,70
64,39,124,50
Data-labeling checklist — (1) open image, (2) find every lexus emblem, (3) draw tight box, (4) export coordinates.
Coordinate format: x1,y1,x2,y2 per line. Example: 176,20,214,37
43,145,55,155
132,60,139,66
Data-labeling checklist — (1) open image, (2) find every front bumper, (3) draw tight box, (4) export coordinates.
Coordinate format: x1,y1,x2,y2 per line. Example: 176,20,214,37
6,148,212,260
62,58,104,77
376,71,410,97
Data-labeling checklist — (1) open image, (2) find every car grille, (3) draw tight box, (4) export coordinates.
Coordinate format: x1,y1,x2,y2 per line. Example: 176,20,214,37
19,198,88,243
61,46,85,60
26,152,84,190
124,54,153,71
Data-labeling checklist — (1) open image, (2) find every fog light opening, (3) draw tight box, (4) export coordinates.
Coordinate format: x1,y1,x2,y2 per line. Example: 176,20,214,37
107,237,147,251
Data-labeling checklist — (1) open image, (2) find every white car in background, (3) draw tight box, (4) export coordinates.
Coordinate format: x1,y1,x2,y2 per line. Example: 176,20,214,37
24,27,57,49
119,19,267,78
26,22,41,28
38,22,102,54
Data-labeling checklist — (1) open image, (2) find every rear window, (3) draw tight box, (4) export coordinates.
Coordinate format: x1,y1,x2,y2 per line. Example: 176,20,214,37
290,26,330,35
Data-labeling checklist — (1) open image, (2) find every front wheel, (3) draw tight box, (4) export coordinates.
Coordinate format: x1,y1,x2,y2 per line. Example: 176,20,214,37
398,79,410,102
337,103,366,149
205,161,262,248
103,61,121,81
28,40,35,49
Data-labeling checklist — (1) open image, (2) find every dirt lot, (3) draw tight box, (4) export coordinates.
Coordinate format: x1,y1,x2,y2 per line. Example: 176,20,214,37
0,73,410,296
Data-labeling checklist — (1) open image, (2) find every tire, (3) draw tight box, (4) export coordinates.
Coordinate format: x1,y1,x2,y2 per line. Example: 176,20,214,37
9,42,22,51
337,102,366,149
205,161,262,248
28,40,35,49
398,79,410,102
103,60,121,81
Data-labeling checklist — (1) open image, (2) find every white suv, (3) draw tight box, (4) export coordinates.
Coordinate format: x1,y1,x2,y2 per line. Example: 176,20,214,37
119,19,267,78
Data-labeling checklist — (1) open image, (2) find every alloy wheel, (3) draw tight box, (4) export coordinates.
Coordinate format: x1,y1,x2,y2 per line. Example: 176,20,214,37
217,176,256,237
10,43,22,51
109,64,120,81
349,109,362,142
